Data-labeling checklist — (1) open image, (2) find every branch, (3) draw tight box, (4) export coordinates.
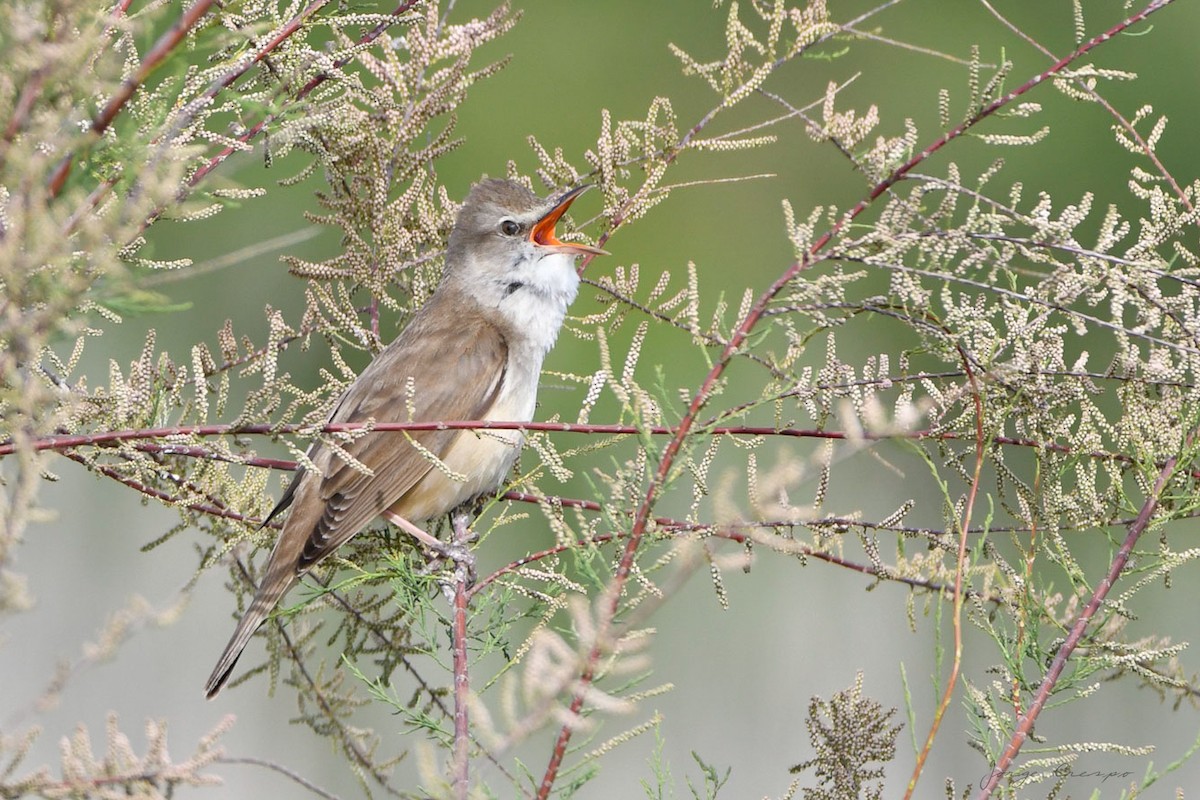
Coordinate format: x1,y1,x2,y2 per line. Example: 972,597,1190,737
450,513,473,800
978,0,1192,214
185,0,422,191
216,756,341,800
8,420,897,456
61,450,263,528
14,420,1199,483
227,554,403,795
475,494,1004,604
905,347,986,798
61,0,421,234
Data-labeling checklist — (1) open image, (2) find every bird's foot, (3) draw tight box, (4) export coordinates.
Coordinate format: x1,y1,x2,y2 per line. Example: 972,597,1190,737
448,515,475,585
427,542,476,603
444,511,477,593
384,510,476,589
444,541,476,583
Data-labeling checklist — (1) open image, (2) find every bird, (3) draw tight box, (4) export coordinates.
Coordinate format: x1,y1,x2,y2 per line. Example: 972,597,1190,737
204,178,606,698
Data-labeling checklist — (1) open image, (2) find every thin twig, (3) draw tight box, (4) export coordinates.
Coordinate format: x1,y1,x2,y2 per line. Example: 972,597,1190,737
142,228,322,287
229,555,403,795
186,0,422,190
61,0,421,235
904,347,986,798
11,420,1189,479
217,756,341,800
978,0,1191,214
471,499,1004,604
62,450,262,526
842,25,989,66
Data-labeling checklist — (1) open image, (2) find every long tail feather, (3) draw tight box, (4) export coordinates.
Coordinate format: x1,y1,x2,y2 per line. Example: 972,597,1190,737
204,575,292,699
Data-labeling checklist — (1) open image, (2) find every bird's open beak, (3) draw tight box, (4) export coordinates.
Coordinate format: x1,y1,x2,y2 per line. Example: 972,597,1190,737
530,185,609,256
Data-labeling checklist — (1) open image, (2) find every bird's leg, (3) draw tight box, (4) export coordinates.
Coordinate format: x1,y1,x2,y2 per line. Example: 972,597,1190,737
382,509,476,588
426,511,477,604
382,510,447,553
459,500,485,544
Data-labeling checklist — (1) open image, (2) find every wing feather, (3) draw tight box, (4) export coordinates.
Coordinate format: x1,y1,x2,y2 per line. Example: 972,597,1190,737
291,305,508,572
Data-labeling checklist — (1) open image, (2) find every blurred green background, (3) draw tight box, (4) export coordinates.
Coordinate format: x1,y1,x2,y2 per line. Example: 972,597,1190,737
10,1,1200,797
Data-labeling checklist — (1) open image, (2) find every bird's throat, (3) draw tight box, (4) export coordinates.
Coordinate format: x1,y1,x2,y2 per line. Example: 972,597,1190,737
496,252,579,356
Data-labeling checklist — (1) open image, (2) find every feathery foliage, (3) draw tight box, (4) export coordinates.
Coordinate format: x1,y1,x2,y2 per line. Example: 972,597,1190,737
2,0,1199,797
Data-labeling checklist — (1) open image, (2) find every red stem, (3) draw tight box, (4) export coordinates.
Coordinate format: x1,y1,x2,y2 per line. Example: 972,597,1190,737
128,440,298,471
11,420,1195,481
62,452,268,528
60,0,419,233
1,71,47,150
217,0,329,94
905,349,985,797
469,506,988,602
186,0,420,189
978,0,1191,214
451,513,472,799
4,420,881,456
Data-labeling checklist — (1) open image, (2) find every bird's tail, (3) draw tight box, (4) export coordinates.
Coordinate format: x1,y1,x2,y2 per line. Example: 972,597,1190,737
204,573,292,699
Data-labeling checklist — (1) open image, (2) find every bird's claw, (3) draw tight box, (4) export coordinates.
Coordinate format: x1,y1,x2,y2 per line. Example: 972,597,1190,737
445,541,476,581
412,537,476,593
432,542,475,602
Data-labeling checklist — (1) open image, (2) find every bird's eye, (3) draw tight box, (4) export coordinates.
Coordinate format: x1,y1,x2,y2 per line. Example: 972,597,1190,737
499,219,521,237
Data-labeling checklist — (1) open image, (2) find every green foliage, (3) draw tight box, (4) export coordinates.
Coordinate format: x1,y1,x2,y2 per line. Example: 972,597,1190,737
3,0,1200,797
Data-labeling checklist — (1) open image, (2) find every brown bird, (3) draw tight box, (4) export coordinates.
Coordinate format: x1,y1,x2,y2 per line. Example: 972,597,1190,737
205,178,605,698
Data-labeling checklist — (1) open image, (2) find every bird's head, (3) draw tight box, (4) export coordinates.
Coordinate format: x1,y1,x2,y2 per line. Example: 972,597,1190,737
445,178,606,315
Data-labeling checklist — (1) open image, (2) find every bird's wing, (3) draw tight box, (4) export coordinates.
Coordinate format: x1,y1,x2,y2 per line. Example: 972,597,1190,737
290,309,509,572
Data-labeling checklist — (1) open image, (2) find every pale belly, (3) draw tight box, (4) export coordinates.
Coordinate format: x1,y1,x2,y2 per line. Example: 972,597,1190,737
392,426,524,521
387,363,536,522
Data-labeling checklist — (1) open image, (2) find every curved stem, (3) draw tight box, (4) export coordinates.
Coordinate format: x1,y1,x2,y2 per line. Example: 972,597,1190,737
48,0,220,196
904,350,985,799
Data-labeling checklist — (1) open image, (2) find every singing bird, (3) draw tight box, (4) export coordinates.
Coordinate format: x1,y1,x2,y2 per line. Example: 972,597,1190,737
205,178,606,698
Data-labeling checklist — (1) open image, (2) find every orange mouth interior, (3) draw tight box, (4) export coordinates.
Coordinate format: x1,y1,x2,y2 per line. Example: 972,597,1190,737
530,196,575,247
